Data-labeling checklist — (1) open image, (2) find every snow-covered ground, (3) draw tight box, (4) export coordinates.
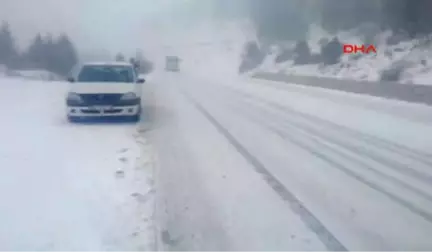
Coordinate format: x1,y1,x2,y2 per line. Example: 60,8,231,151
11,69,64,81
4,17,432,250
0,67,63,81
0,77,155,250
258,25,432,85
151,70,432,250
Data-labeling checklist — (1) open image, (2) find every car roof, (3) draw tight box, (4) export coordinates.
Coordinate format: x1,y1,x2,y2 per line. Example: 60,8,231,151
82,61,133,67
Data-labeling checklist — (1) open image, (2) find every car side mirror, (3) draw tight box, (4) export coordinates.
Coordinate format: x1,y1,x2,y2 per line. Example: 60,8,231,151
137,78,145,84
67,77,75,83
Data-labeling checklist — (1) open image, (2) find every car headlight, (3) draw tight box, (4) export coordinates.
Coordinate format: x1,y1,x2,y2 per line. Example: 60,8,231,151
120,92,137,100
67,92,83,102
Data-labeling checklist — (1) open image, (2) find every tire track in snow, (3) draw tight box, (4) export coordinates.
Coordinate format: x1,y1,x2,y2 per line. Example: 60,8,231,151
215,85,432,224
178,87,348,251
238,109,432,224
216,82,432,169
251,78,432,125
232,88,432,169
200,82,432,184
229,88,432,185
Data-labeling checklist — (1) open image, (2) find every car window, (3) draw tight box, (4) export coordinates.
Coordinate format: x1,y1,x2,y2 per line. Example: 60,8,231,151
77,65,135,83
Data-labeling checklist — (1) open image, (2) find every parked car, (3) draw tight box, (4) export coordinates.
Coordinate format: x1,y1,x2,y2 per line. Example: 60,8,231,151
66,61,145,122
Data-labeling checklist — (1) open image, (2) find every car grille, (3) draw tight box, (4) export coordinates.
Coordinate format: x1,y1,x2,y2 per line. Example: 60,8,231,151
81,109,101,114
79,93,123,105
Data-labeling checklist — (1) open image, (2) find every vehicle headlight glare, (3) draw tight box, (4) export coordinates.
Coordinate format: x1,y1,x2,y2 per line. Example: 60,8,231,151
120,92,137,100
67,92,83,102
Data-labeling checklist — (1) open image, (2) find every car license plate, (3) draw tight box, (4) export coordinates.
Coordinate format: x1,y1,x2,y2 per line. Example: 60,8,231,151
92,106,111,111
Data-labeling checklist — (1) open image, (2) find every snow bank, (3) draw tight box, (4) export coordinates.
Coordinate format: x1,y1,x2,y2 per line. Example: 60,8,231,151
10,69,64,81
0,77,155,250
0,67,63,81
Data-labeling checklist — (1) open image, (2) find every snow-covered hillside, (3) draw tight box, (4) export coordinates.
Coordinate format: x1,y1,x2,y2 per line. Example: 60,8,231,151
145,20,432,85
258,25,432,85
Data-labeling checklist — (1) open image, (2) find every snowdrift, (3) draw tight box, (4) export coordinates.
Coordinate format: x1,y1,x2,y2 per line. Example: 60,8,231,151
0,66,63,81
0,77,155,250
11,69,64,81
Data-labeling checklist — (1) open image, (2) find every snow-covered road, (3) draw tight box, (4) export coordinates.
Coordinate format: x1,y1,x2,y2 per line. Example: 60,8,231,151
149,72,432,250
0,77,155,250
3,72,432,250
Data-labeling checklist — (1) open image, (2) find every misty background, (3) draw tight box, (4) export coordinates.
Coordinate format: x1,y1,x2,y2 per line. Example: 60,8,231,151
0,0,431,77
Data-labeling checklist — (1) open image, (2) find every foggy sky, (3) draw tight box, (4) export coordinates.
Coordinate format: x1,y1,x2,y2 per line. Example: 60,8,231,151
0,0,201,57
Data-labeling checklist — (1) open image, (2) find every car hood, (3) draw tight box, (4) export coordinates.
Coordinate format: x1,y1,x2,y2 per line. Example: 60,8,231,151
70,82,136,94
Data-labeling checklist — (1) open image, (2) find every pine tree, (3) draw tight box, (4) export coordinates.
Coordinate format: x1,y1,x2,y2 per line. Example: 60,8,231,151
381,0,432,36
43,33,55,71
115,53,125,62
25,33,45,68
54,34,78,75
0,21,18,67
249,0,308,41
135,50,153,74
24,33,78,76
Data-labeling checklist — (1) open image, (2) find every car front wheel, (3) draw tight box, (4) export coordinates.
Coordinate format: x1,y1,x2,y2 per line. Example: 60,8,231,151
67,115,80,123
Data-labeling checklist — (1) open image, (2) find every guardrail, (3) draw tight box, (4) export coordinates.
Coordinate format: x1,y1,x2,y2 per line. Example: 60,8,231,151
253,72,432,106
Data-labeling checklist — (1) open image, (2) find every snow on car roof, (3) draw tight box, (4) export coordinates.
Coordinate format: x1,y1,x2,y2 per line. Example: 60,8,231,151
83,61,133,67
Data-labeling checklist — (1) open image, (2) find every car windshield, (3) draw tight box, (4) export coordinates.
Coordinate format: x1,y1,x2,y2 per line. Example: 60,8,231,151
77,65,134,83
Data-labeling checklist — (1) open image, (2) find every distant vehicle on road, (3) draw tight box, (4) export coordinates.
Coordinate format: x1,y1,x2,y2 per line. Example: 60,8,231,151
66,61,145,122
165,56,180,72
